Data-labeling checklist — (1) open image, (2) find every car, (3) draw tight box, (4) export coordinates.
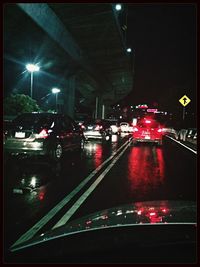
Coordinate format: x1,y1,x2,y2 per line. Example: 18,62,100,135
103,119,119,134
82,119,111,141
132,118,163,145
3,119,14,145
119,122,130,133
8,201,196,263
3,112,84,161
128,124,134,133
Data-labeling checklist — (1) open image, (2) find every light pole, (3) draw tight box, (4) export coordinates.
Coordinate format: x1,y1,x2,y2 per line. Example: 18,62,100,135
26,63,40,99
115,4,122,11
52,88,61,112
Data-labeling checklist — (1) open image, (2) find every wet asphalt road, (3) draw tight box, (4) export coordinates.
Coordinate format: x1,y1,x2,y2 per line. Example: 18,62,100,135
3,134,196,258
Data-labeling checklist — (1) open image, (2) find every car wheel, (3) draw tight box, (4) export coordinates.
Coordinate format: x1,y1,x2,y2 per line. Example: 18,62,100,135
51,142,63,161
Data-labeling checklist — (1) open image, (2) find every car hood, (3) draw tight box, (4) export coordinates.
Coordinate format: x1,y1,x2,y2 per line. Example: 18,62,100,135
11,200,196,251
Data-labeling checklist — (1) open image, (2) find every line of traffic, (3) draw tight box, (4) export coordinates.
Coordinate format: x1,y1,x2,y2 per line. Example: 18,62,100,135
10,138,131,249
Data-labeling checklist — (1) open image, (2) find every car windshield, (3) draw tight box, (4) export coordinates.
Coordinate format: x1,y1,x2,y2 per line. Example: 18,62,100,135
104,120,118,125
4,3,196,264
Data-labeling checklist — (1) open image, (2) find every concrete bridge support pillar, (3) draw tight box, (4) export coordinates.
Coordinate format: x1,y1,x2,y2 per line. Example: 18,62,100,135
94,96,107,119
63,75,76,119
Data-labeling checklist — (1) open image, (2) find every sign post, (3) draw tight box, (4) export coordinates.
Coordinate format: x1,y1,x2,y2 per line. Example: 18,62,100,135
179,95,191,121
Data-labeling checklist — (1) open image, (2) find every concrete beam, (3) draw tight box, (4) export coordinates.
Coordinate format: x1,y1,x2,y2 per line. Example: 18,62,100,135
63,76,76,118
17,3,111,92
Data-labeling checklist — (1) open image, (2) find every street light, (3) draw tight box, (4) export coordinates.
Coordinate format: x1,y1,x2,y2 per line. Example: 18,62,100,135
52,88,61,112
26,63,40,99
115,4,122,11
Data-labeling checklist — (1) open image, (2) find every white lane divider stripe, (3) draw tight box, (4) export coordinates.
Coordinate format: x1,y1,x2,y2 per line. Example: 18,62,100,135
52,142,130,229
166,135,197,154
11,139,130,249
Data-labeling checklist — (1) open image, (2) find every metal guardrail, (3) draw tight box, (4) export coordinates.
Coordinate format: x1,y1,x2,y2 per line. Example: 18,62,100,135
164,127,197,146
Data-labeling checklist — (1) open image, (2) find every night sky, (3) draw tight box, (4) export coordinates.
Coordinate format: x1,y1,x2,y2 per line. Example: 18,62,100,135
121,4,196,115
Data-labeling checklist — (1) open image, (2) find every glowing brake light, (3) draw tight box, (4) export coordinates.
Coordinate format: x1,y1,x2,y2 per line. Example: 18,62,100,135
133,127,139,132
145,120,151,124
95,125,102,130
36,129,48,139
157,128,163,133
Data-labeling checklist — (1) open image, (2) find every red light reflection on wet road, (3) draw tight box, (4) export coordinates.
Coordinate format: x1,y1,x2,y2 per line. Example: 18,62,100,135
128,146,165,198
94,144,103,167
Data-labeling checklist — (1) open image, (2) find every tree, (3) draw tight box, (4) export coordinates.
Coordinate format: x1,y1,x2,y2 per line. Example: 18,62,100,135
3,94,42,116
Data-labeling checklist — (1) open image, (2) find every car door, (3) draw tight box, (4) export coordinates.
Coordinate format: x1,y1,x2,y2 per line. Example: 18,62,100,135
57,115,74,151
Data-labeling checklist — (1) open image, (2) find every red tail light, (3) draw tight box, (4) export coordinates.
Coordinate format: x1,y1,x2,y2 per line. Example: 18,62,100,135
145,120,151,124
157,128,163,133
36,129,49,139
95,125,102,130
133,127,139,132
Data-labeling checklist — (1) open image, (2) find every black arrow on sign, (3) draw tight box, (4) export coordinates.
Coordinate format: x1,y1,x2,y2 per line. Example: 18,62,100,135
182,97,188,105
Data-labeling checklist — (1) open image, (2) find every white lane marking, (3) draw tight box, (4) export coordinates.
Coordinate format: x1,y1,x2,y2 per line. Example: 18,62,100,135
11,139,130,248
166,135,197,154
53,142,130,229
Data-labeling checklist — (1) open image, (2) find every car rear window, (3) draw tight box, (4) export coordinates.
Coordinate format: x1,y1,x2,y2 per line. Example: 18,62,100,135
13,114,54,128
84,120,96,125
138,121,160,128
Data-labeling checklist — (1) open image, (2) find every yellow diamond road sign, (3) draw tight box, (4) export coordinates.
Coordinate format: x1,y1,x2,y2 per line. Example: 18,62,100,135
179,95,191,107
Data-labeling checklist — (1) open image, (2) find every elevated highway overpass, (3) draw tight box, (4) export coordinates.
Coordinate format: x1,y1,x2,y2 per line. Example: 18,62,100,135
4,3,133,118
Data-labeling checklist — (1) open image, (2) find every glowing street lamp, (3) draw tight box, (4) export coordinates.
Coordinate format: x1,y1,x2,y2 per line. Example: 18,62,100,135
52,88,61,112
115,4,122,11
26,63,40,99
127,48,132,53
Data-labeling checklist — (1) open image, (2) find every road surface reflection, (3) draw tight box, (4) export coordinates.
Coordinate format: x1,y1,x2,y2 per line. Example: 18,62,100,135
128,146,165,199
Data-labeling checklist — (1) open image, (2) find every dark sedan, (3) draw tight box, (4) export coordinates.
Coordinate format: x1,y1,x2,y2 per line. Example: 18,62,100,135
3,112,84,161
132,118,164,146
